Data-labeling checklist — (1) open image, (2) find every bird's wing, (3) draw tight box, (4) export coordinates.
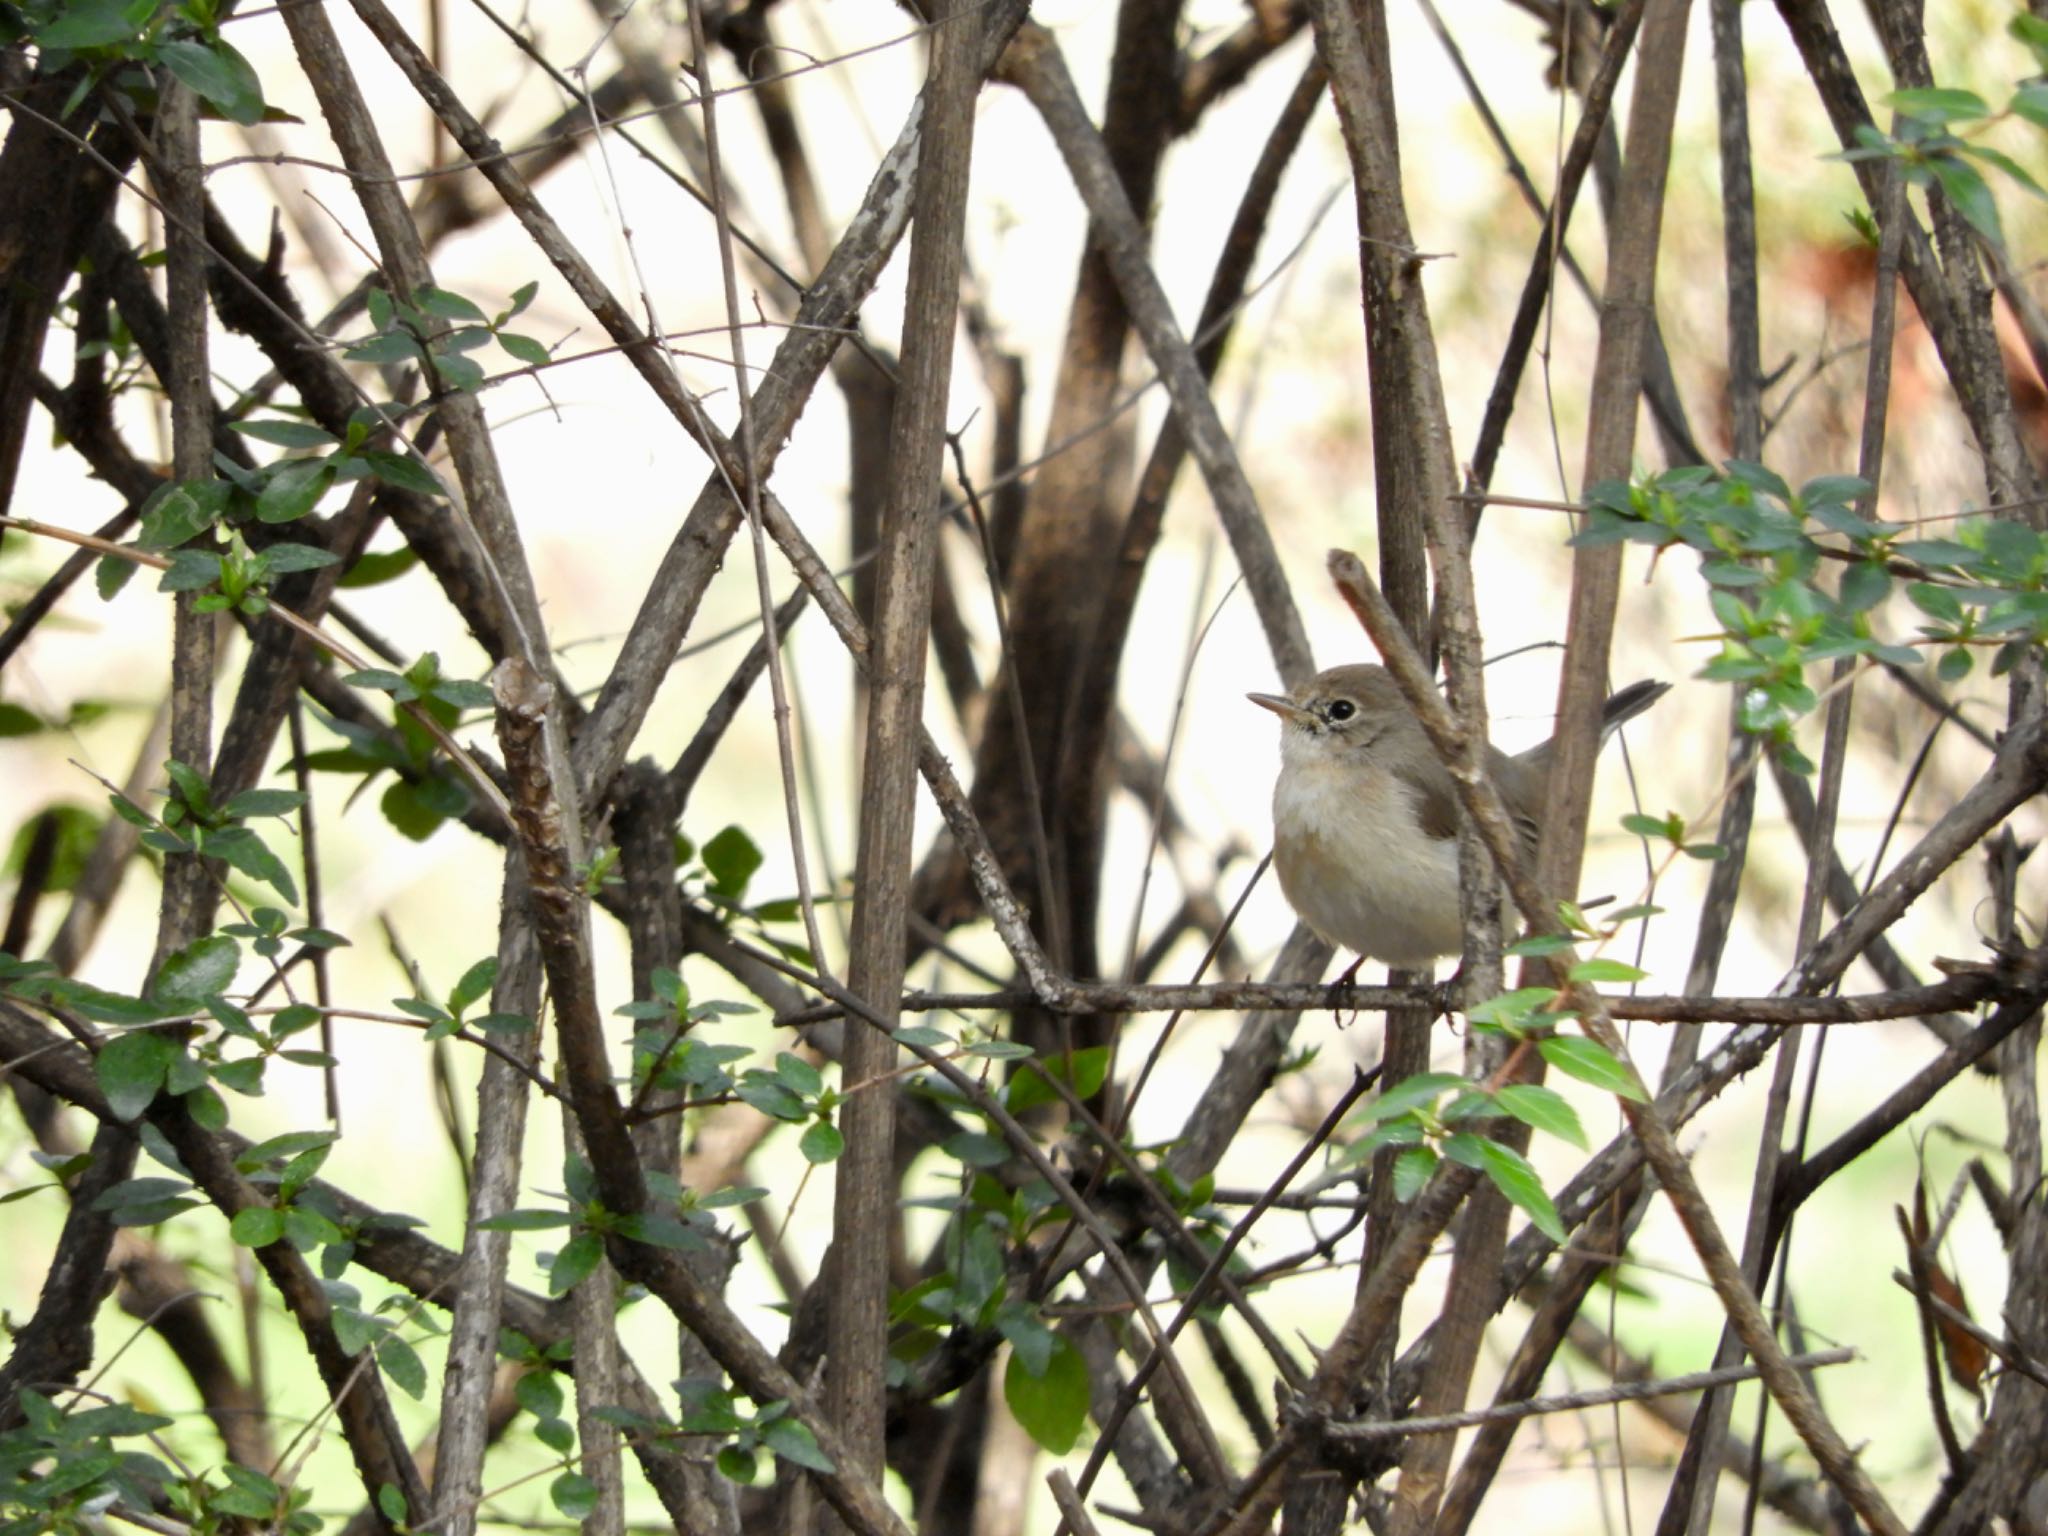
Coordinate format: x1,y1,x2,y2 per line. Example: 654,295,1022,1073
1388,747,1542,866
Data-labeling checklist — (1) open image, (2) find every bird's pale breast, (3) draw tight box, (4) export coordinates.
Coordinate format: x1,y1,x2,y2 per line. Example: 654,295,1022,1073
1270,748,1464,969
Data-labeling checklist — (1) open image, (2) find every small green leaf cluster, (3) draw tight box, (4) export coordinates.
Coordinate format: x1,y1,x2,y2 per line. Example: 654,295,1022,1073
1341,1071,1577,1242
100,403,458,604
229,409,451,522
886,1074,1090,1455
1575,460,2048,768
511,1368,579,1460
155,522,339,618
0,1391,177,1536
169,1462,320,1533
618,965,759,1106
3,920,332,1137
499,1369,606,1521
1621,810,1726,863
302,667,485,842
130,757,304,901
317,1278,435,1400
12,0,276,126
1001,1318,1089,1456
476,1155,731,1297
1831,19,2048,251
664,1380,836,1485
393,954,532,1043
677,823,820,968
1343,934,1649,1242
189,992,337,1112
342,650,495,712
344,283,549,394
734,1050,844,1164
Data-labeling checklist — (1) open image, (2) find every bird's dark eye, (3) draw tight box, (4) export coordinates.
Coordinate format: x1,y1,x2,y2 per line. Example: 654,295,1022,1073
1326,699,1355,723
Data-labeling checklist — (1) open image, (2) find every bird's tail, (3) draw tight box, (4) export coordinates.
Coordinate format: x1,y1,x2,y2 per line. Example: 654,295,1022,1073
1598,678,1672,740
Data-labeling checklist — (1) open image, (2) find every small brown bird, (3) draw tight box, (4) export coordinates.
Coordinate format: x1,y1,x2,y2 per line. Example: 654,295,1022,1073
1249,665,1669,971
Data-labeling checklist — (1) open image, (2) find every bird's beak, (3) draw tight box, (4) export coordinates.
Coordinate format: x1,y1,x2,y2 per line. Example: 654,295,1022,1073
1247,691,1310,724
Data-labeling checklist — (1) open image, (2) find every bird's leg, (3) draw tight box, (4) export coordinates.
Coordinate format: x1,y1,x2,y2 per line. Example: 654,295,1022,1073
1326,954,1366,1026
1429,962,1466,1022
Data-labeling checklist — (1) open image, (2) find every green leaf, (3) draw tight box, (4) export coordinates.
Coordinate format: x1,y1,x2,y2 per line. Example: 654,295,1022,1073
154,933,239,1000
548,1232,604,1295
516,1372,565,1420
332,1305,377,1357
159,549,222,593
236,1129,339,1170
1838,560,1891,613
1495,1084,1588,1149
2015,13,2048,67
1928,156,2003,247
477,1207,572,1230
92,1176,194,1213
376,1484,408,1524
231,419,338,449
1466,988,1562,1031
230,1205,286,1247
137,478,230,550
1503,933,1574,958
701,825,763,897
377,1335,427,1399
256,458,335,524
2013,80,2048,131
1391,1145,1437,1201
1354,1071,1468,1125
156,36,265,125
618,1212,706,1251
1962,142,2047,201
222,788,308,820
798,1120,844,1164
700,1185,768,1209
1567,958,1647,984
431,350,485,391
449,956,498,1015
258,542,342,575
33,0,149,48
498,331,551,367
97,553,138,600
1458,1135,1566,1244
346,330,423,365
361,450,445,498
759,1415,835,1473
339,548,419,588
995,1305,1056,1375
429,678,494,710
736,1075,808,1122
1885,86,1990,122
203,825,298,904
963,1039,1035,1061
416,286,488,322
1006,1045,1113,1114
774,1050,823,1096
551,1472,599,1520
1537,1035,1648,1101
944,1131,1010,1168
97,1030,176,1120
1004,1333,1089,1454
185,1084,227,1130
343,667,413,697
